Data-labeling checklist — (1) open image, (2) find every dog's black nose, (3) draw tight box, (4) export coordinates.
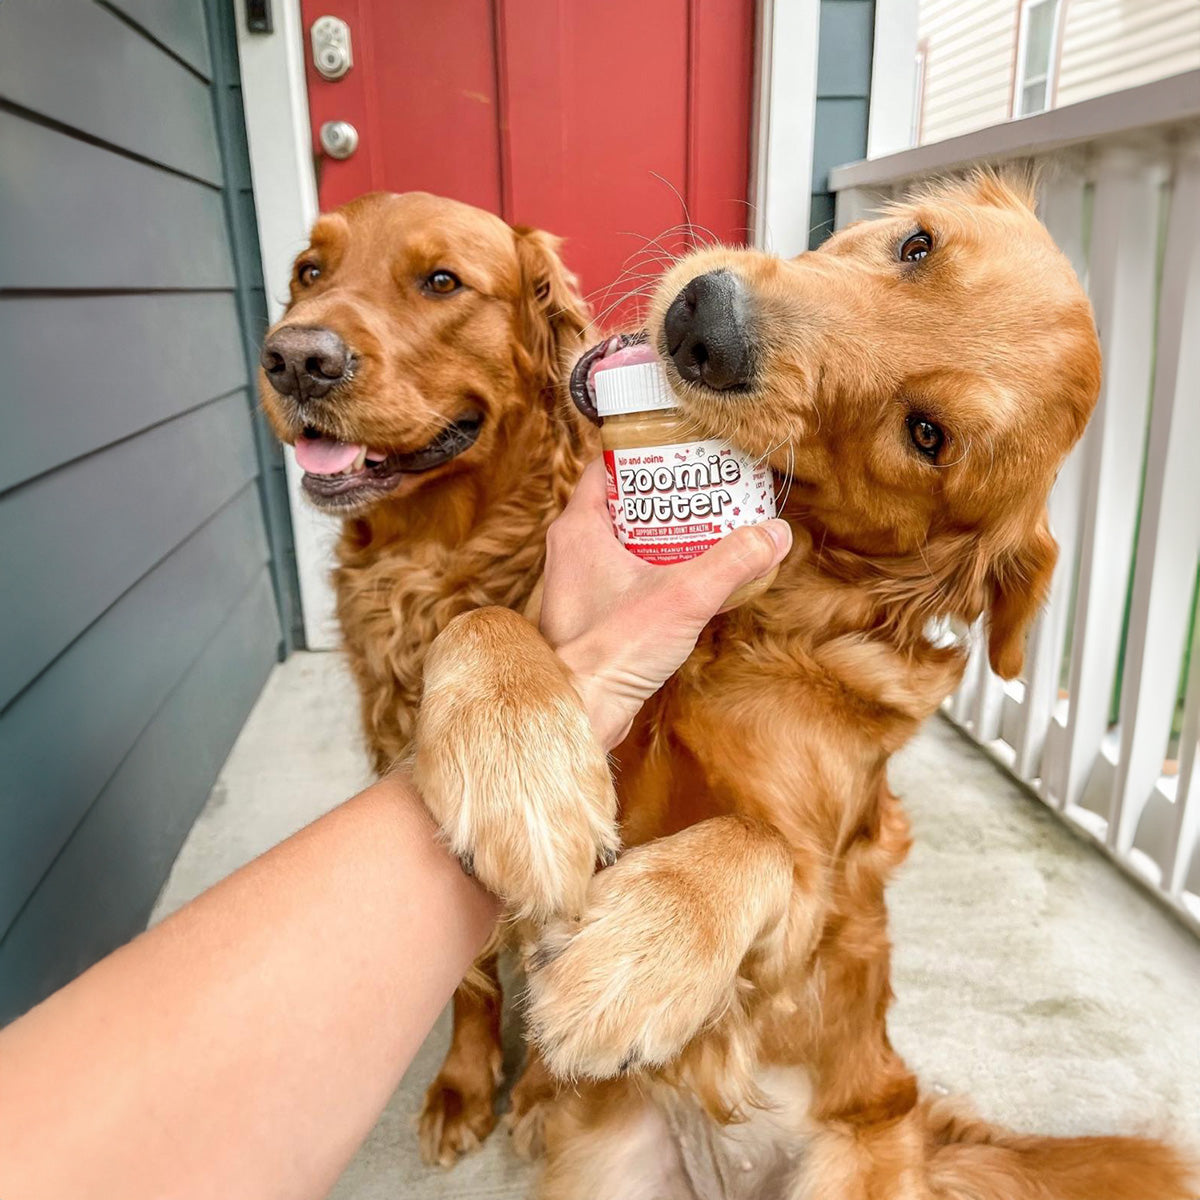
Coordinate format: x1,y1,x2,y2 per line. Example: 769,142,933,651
664,270,753,391
260,325,349,402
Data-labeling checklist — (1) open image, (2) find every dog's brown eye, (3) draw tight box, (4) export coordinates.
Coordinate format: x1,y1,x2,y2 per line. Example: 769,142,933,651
297,263,321,287
899,232,932,263
425,269,462,295
907,415,944,459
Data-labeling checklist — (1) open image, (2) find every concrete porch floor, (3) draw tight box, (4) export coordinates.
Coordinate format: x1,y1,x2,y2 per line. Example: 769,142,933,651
152,651,1200,1198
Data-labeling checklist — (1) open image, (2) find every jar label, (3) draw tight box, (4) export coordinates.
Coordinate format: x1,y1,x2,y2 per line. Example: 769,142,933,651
603,439,776,565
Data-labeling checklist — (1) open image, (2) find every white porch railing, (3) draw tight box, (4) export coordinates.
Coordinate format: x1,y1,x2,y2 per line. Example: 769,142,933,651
830,72,1200,935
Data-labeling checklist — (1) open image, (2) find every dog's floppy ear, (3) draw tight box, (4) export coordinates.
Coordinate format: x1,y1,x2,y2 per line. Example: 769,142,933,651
512,226,590,394
986,516,1058,679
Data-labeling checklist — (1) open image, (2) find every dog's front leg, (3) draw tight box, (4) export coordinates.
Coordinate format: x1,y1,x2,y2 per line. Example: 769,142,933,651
524,815,798,1081
413,607,619,922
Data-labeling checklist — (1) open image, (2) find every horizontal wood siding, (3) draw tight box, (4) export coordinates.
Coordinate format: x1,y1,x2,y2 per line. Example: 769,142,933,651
914,0,1200,147
916,0,1016,145
0,0,293,1020
0,573,278,1020
0,294,247,492
0,0,222,184
0,488,270,933
1056,0,1200,108
0,392,260,709
104,0,213,78
0,113,235,289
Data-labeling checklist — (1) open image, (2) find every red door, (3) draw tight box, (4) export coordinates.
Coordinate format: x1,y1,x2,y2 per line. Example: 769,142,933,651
300,0,755,327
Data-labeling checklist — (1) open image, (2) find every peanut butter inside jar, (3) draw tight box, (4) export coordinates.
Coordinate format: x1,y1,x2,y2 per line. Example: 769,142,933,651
593,353,778,609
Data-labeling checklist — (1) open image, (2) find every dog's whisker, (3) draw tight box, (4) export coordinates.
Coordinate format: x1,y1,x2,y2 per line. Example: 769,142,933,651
647,175,727,256
581,272,655,305
773,440,798,517
615,236,683,265
583,277,658,318
585,283,656,324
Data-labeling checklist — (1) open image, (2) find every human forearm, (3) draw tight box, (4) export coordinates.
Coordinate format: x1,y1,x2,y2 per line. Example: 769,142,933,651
0,773,499,1200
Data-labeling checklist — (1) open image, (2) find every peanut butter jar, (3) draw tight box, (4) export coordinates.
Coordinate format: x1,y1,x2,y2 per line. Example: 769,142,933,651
593,356,778,608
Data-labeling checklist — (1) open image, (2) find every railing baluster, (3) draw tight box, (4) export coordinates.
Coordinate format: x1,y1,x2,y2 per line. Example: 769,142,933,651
1015,441,1087,782
1167,599,1200,897
951,632,985,726
1014,171,1092,780
834,186,891,230
1053,148,1163,819
1109,144,1200,854
1039,168,1090,282
971,667,1006,744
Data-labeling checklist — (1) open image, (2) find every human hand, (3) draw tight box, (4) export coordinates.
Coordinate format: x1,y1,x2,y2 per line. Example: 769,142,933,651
541,459,792,749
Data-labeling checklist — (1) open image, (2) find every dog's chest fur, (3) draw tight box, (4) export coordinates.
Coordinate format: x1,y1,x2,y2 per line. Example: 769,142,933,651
329,416,589,773
335,523,551,771
633,1068,813,1200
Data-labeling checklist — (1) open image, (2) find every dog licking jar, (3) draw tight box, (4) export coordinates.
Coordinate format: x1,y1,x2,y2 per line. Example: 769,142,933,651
592,343,777,608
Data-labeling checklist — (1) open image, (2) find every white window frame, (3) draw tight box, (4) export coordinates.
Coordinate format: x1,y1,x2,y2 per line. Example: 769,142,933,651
1012,0,1063,119
910,40,928,147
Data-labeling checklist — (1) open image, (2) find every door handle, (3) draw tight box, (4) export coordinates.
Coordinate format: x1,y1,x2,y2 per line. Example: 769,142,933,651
319,121,359,160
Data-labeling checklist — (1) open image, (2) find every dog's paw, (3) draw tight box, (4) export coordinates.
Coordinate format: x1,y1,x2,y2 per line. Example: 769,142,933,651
524,844,745,1080
503,1063,558,1161
417,1071,498,1168
413,608,619,921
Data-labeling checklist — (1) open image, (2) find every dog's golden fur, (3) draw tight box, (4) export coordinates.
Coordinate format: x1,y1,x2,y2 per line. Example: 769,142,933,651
413,174,1197,1198
258,191,596,1163
258,191,594,765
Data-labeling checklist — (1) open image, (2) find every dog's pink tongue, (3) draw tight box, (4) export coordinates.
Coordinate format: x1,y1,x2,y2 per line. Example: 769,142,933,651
294,436,364,475
589,340,658,391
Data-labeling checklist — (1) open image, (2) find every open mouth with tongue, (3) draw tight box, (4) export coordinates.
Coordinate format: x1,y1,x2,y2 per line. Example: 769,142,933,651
568,331,657,424
293,411,484,511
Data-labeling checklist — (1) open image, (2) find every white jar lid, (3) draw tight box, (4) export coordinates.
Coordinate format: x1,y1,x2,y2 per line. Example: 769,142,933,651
593,360,679,416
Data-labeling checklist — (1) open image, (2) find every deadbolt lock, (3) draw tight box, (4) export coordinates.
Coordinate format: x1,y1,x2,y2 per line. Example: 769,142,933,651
311,15,352,81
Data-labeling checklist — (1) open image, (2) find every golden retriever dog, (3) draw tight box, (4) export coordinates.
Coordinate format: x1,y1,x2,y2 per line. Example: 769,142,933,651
412,174,1196,1198
257,191,595,1164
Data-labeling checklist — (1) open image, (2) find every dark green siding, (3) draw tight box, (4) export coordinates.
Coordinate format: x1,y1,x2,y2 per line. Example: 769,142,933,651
0,0,299,1022
810,0,876,247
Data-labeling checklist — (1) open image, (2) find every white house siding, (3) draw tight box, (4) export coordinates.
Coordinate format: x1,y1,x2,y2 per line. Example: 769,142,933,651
1056,0,1200,108
917,0,1018,144
915,0,1200,146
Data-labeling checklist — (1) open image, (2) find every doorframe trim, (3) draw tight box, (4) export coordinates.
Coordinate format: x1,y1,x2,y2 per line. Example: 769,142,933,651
868,0,921,158
749,0,821,259
234,0,340,650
